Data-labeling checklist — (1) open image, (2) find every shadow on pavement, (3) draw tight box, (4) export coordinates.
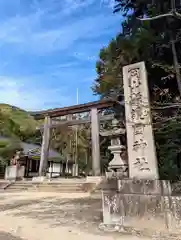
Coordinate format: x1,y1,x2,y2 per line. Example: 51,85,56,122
0,231,24,240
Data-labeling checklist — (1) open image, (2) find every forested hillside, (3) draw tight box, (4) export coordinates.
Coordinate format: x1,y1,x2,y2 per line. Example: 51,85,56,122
0,103,38,141
0,104,41,168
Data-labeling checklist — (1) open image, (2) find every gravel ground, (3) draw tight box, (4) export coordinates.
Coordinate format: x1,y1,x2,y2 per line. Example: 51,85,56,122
0,194,105,236
0,192,173,240
0,231,24,240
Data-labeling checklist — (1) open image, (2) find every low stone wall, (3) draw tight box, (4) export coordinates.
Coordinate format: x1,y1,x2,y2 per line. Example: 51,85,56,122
101,179,181,235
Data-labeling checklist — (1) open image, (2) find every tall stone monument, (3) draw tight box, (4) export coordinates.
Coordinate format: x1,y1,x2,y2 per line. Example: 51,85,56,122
123,62,158,179
100,62,181,237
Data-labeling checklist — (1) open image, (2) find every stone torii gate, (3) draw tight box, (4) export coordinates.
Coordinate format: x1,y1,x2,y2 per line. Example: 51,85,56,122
34,99,117,177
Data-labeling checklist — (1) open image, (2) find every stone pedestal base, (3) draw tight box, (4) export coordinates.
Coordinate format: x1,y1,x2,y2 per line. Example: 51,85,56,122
117,179,171,195
72,164,78,177
32,176,47,182
5,166,25,181
106,165,128,180
100,179,181,235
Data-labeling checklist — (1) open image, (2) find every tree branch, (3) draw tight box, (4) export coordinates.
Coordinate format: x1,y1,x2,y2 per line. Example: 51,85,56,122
137,12,174,21
137,11,181,21
174,12,181,20
154,115,181,126
152,104,181,110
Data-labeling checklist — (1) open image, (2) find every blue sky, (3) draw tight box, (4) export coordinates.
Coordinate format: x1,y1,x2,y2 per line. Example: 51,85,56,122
0,0,122,111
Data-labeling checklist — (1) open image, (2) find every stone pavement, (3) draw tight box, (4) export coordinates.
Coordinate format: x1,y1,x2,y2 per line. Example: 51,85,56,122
0,192,165,240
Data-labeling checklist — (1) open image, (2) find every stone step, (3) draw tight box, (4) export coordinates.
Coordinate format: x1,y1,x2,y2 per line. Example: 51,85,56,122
5,189,84,193
5,181,86,193
8,183,83,188
32,178,86,183
8,181,83,184
8,187,83,191
4,177,107,193
6,185,82,188
5,188,84,192
10,183,83,186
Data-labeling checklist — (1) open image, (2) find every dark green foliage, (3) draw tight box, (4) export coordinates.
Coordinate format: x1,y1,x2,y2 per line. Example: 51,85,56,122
0,138,22,167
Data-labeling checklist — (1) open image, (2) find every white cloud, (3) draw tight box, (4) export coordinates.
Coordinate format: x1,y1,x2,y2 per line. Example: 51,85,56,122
100,0,115,9
0,1,119,55
0,76,74,111
60,0,90,13
73,52,97,61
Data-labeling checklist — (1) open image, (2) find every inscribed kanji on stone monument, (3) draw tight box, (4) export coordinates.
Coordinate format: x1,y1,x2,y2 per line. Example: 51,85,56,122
123,62,158,179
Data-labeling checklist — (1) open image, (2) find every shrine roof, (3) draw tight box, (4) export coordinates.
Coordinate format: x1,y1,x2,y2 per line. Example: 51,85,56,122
21,142,63,161
0,136,63,161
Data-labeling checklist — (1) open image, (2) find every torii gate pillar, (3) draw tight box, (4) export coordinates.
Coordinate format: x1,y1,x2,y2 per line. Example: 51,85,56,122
91,108,101,176
39,116,51,176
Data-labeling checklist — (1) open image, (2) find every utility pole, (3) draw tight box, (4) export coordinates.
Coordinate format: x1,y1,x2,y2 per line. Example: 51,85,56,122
138,0,181,97
75,88,79,165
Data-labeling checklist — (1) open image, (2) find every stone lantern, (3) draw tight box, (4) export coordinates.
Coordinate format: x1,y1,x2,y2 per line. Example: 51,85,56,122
100,118,128,179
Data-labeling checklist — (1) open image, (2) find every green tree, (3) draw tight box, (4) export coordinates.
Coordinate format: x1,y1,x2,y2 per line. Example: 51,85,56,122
50,124,92,173
0,138,22,169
